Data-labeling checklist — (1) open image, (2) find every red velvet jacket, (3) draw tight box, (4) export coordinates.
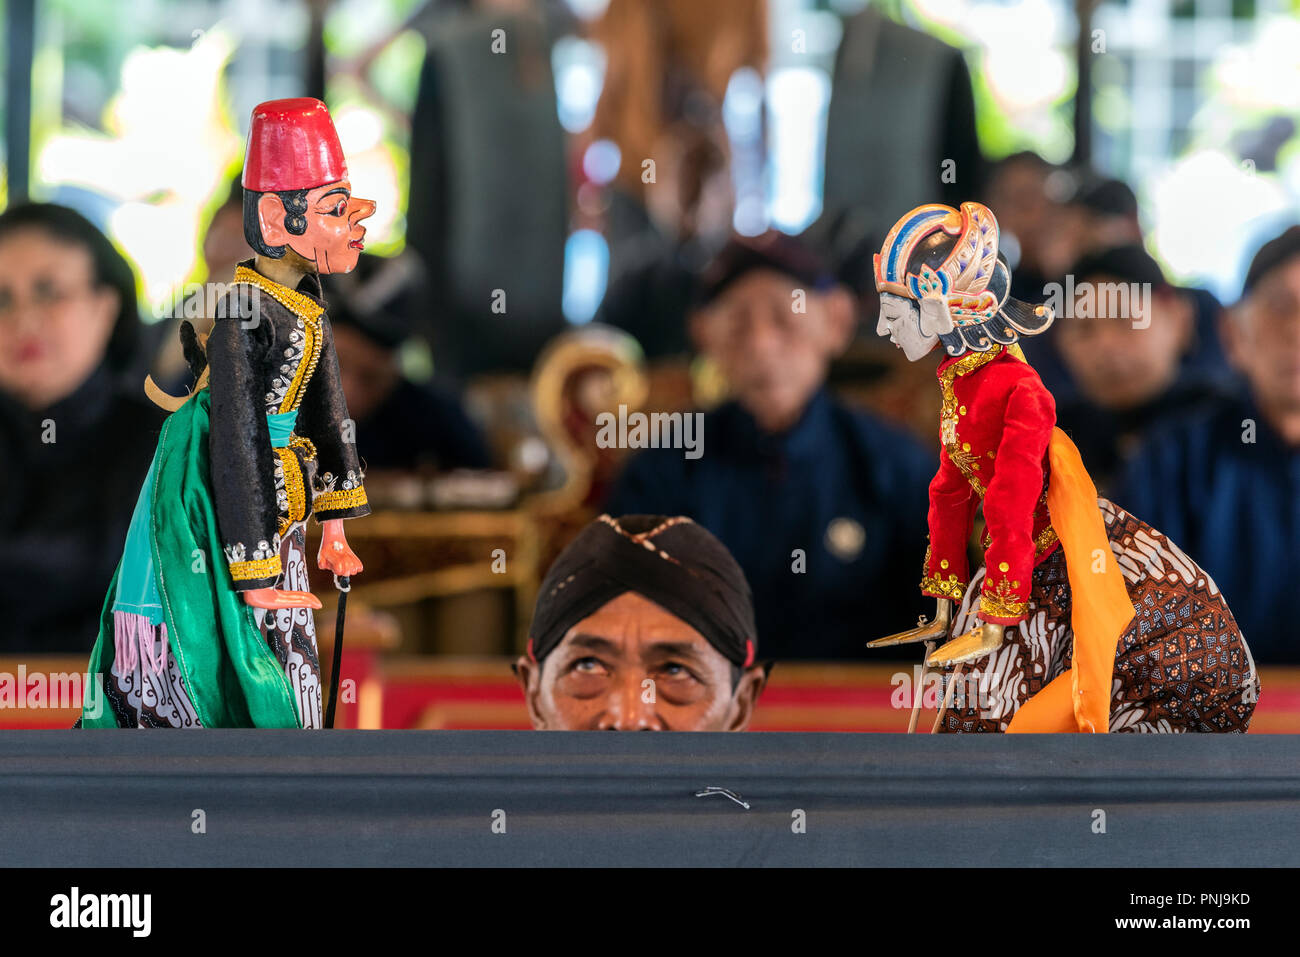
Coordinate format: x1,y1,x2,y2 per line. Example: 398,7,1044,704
920,343,1061,624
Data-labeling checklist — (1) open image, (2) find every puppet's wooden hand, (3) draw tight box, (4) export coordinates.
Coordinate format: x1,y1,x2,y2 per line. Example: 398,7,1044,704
867,598,952,648
243,588,323,610
317,519,363,577
926,620,1004,667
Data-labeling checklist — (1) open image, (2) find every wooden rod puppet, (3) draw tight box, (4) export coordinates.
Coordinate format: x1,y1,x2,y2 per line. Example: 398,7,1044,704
868,201,1259,734
82,98,373,728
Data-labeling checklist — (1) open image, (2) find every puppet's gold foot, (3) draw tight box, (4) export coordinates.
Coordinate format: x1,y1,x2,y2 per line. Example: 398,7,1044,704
926,622,1004,667
867,598,952,648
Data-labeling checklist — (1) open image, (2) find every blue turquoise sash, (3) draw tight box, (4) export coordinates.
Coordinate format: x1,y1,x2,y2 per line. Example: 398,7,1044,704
111,409,300,623
265,409,298,448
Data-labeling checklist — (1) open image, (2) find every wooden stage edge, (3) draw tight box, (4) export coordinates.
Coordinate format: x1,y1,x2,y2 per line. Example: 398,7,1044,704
1,732,1298,866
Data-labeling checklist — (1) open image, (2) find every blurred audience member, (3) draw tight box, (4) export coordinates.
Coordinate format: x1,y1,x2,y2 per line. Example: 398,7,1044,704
202,178,250,286
152,179,248,392
591,0,767,360
324,253,490,473
606,232,933,660
516,514,768,731
1066,177,1142,251
1052,245,1229,491
407,0,570,377
818,1,983,231
982,151,1080,304
0,203,164,653
1113,225,1300,663
1057,176,1233,392
1006,169,1235,403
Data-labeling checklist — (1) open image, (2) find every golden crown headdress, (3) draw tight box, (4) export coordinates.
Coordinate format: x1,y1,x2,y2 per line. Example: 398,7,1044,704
873,202,1005,326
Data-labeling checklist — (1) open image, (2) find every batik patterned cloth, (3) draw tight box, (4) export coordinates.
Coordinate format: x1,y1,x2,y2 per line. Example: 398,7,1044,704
103,623,202,728
251,522,323,729
103,521,322,728
935,498,1259,733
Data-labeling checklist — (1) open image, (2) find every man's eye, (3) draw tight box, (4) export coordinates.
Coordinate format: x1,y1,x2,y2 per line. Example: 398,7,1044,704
660,662,693,680
572,657,603,673
332,201,347,216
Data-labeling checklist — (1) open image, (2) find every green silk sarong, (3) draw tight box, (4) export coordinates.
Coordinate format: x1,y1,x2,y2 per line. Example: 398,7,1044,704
82,389,302,727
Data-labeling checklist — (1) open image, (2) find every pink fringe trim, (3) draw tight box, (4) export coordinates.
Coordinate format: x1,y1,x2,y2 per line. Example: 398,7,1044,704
112,611,169,675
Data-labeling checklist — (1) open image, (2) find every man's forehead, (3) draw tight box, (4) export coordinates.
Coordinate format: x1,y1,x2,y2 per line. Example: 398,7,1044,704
554,593,717,659
563,631,708,657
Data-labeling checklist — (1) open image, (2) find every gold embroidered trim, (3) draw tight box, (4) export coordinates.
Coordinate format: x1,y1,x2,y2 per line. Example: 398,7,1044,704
289,434,317,460
232,265,325,321
949,442,987,495
980,521,1058,558
281,312,323,413
1031,479,1058,555
1034,523,1059,555
937,346,1004,496
314,486,368,513
275,447,308,536
228,555,282,582
979,575,1027,620
920,543,966,599
921,574,966,601
230,265,326,414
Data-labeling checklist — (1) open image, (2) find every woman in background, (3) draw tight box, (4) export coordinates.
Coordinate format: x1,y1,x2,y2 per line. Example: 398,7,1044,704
0,203,163,653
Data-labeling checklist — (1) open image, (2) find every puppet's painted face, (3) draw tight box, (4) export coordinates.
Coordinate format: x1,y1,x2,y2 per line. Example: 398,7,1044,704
876,292,939,361
261,179,376,275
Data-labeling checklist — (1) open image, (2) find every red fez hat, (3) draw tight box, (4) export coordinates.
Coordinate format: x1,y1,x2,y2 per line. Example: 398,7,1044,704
242,97,347,193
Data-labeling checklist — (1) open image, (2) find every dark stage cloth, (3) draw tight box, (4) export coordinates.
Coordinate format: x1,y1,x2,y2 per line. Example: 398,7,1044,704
1,731,1295,867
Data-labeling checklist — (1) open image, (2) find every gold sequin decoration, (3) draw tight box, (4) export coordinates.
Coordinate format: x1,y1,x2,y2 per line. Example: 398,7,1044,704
281,314,323,414
920,545,965,599
920,574,967,600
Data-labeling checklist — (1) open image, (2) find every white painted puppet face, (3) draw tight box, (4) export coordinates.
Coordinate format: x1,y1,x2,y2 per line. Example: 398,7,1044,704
875,292,939,361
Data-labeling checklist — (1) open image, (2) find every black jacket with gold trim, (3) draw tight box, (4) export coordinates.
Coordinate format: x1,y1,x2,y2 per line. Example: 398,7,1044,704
206,261,369,589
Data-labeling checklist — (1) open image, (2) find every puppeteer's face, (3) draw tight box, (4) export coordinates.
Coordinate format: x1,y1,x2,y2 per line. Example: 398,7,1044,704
263,179,377,275
515,592,765,732
876,292,939,361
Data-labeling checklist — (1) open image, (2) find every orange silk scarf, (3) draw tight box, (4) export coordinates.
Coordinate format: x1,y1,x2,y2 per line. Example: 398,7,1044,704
1005,428,1135,733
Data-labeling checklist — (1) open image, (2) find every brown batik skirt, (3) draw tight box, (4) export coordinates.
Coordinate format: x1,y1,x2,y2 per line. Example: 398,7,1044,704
935,498,1259,733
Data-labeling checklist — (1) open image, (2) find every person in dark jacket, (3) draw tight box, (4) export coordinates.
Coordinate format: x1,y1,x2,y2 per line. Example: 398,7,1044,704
1113,225,1300,663
1050,244,1232,492
0,202,164,653
324,253,491,474
606,231,934,660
